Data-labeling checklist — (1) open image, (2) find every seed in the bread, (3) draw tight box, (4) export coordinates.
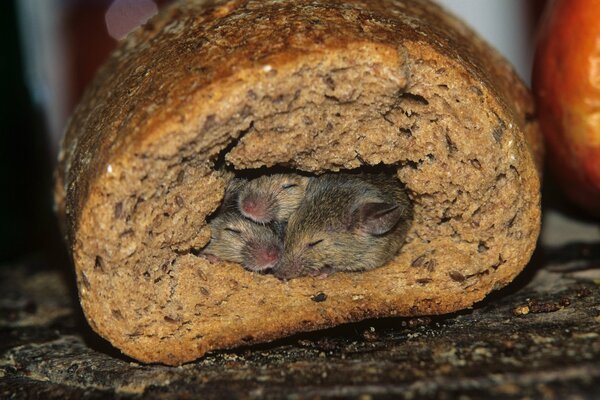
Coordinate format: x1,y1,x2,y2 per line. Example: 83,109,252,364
175,195,184,208
112,309,124,320
506,213,518,228
470,159,482,169
323,75,335,90
446,134,458,154
449,271,466,282
239,104,252,118
164,315,179,323
470,85,484,96
492,122,507,143
200,287,210,296
197,269,208,281
471,207,482,228
81,271,91,289
94,255,105,272
119,229,134,238
412,254,435,269
114,202,123,219
176,170,185,184
202,114,216,132
416,278,432,285
247,89,257,100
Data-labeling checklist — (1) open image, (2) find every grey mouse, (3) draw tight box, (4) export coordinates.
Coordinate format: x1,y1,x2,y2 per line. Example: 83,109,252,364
237,174,311,224
273,173,413,280
203,178,284,272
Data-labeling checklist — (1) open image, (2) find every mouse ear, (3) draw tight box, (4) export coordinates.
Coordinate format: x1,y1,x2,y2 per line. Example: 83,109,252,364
356,202,403,235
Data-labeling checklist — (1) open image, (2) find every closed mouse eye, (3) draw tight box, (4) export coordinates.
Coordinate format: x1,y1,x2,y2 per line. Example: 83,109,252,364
307,239,324,248
281,183,298,189
224,227,242,234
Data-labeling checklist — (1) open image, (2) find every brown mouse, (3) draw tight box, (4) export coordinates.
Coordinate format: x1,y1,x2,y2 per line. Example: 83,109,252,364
203,178,283,272
237,174,311,224
272,173,413,280
204,212,284,272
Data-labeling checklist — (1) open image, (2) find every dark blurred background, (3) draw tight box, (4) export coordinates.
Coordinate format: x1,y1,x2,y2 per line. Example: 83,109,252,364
0,0,170,264
0,0,546,265
0,0,48,261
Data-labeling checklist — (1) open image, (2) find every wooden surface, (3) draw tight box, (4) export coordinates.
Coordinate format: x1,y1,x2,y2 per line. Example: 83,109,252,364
1,186,599,399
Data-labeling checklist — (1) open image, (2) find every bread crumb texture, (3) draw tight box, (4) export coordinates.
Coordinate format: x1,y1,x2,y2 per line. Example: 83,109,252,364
55,0,542,365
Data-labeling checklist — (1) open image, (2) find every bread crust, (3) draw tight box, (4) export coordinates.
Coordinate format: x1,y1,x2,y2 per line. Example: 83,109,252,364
55,0,542,365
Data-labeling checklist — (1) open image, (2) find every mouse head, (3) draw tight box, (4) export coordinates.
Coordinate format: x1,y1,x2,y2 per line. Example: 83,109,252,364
205,213,283,272
274,197,405,280
238,174,310,223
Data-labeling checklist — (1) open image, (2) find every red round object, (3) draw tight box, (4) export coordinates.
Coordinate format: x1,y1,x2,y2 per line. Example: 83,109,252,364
533,0,600,216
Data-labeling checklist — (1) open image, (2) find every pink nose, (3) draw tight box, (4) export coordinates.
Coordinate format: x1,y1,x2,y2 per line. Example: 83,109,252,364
242,198,257,212
256,246,280,268
241,196,270,222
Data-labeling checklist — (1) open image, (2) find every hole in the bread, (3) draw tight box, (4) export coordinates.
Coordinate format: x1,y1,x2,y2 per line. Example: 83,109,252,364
94,255,105,272
210,121,255,167
202,163,413,278
445,134,458,153
400,92,429,105
492,255,506,270
112,309,124,320
399,127,413,137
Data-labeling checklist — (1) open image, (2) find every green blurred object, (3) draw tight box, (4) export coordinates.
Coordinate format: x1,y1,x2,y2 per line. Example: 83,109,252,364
0,0,51,262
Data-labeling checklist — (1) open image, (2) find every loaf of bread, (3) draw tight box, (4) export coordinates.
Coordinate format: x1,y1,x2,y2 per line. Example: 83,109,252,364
55,0,542,365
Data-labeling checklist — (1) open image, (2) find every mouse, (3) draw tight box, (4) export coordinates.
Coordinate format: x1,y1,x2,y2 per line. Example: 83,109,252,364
237,174,311,224
272,173,413,280
202,178,284,272
204,212,284,272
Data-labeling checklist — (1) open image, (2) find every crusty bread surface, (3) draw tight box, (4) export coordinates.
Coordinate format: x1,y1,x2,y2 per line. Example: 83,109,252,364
55,0,542,365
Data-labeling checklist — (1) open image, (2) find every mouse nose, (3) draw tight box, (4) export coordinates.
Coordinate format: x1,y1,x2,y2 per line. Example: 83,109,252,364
273,256,304,280
255,245,280,269
241,195,269,221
